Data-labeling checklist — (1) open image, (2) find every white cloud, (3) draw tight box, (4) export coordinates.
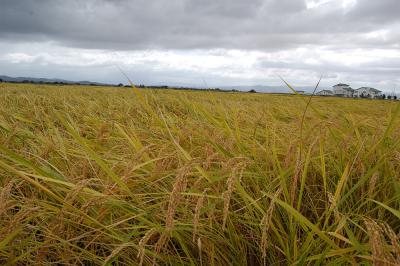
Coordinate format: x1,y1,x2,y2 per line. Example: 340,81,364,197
3,53,37,64
306,0,357,9
0,41,399,91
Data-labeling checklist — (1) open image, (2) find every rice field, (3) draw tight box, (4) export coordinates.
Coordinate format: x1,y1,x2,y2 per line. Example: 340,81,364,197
0,83,399,265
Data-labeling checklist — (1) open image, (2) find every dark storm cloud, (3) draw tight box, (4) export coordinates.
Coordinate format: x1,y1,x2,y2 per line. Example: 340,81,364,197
0,0,399,50
348,0,400,23
257,57,400,78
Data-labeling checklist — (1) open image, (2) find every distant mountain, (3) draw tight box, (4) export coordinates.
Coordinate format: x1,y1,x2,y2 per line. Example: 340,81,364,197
219,85,322,94
0,75,111,86
0,75,330,93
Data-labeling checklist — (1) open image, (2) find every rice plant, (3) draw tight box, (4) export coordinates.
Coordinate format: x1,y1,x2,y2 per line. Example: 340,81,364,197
0,83,399,265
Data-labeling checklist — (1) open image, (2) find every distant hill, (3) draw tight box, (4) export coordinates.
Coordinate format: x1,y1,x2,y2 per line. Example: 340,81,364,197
0,75,111,86
0,75,329,94
219,85,323,94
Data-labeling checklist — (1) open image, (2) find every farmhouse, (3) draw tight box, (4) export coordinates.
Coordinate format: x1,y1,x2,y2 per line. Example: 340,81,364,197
332,84,354,97
316,89,333,96
317,84,384,99
353,87,382,99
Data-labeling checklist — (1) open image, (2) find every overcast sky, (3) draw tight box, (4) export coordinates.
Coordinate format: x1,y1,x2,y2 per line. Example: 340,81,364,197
1,0,399,91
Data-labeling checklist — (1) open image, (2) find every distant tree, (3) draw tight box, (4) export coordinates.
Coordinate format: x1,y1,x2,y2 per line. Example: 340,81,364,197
381,94,386,99
0,78,3,83
388,95,392,100
248,89,257,93
117,83,124,87
394,96,398,100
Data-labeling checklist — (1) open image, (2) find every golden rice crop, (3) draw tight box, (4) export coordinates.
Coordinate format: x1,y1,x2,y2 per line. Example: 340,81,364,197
0,82,399,265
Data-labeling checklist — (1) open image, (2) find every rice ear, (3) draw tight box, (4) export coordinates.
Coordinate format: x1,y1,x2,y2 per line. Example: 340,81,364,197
222,163,245,230
193,188,209,242
260,188,282,265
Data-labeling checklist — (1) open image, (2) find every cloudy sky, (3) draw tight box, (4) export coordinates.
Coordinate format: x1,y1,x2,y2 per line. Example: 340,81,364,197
1,0,399,91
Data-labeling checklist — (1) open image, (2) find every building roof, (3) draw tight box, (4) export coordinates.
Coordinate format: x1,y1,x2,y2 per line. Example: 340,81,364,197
317,90,333,93
333,83,353,92
356,87,382,93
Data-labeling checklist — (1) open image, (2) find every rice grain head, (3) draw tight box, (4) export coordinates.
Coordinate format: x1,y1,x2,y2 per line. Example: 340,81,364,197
138,228,157,266
165,164,191,231
328,192,341,222
368,172,379,199
103,242,130,266
197,237,203,266
193,188,209,242
382,223,400,265
364,219,387,266
290,152,302,206
0,180,15,217
153,165,191,263
260,188,282,265
222,163,245,230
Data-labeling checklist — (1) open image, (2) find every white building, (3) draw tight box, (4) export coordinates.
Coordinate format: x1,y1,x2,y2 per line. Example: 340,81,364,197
354,87,382,99
316,90,333,96
333,84,354,97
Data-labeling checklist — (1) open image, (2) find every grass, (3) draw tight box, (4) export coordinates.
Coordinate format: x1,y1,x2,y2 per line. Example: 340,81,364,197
0,82,399,265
